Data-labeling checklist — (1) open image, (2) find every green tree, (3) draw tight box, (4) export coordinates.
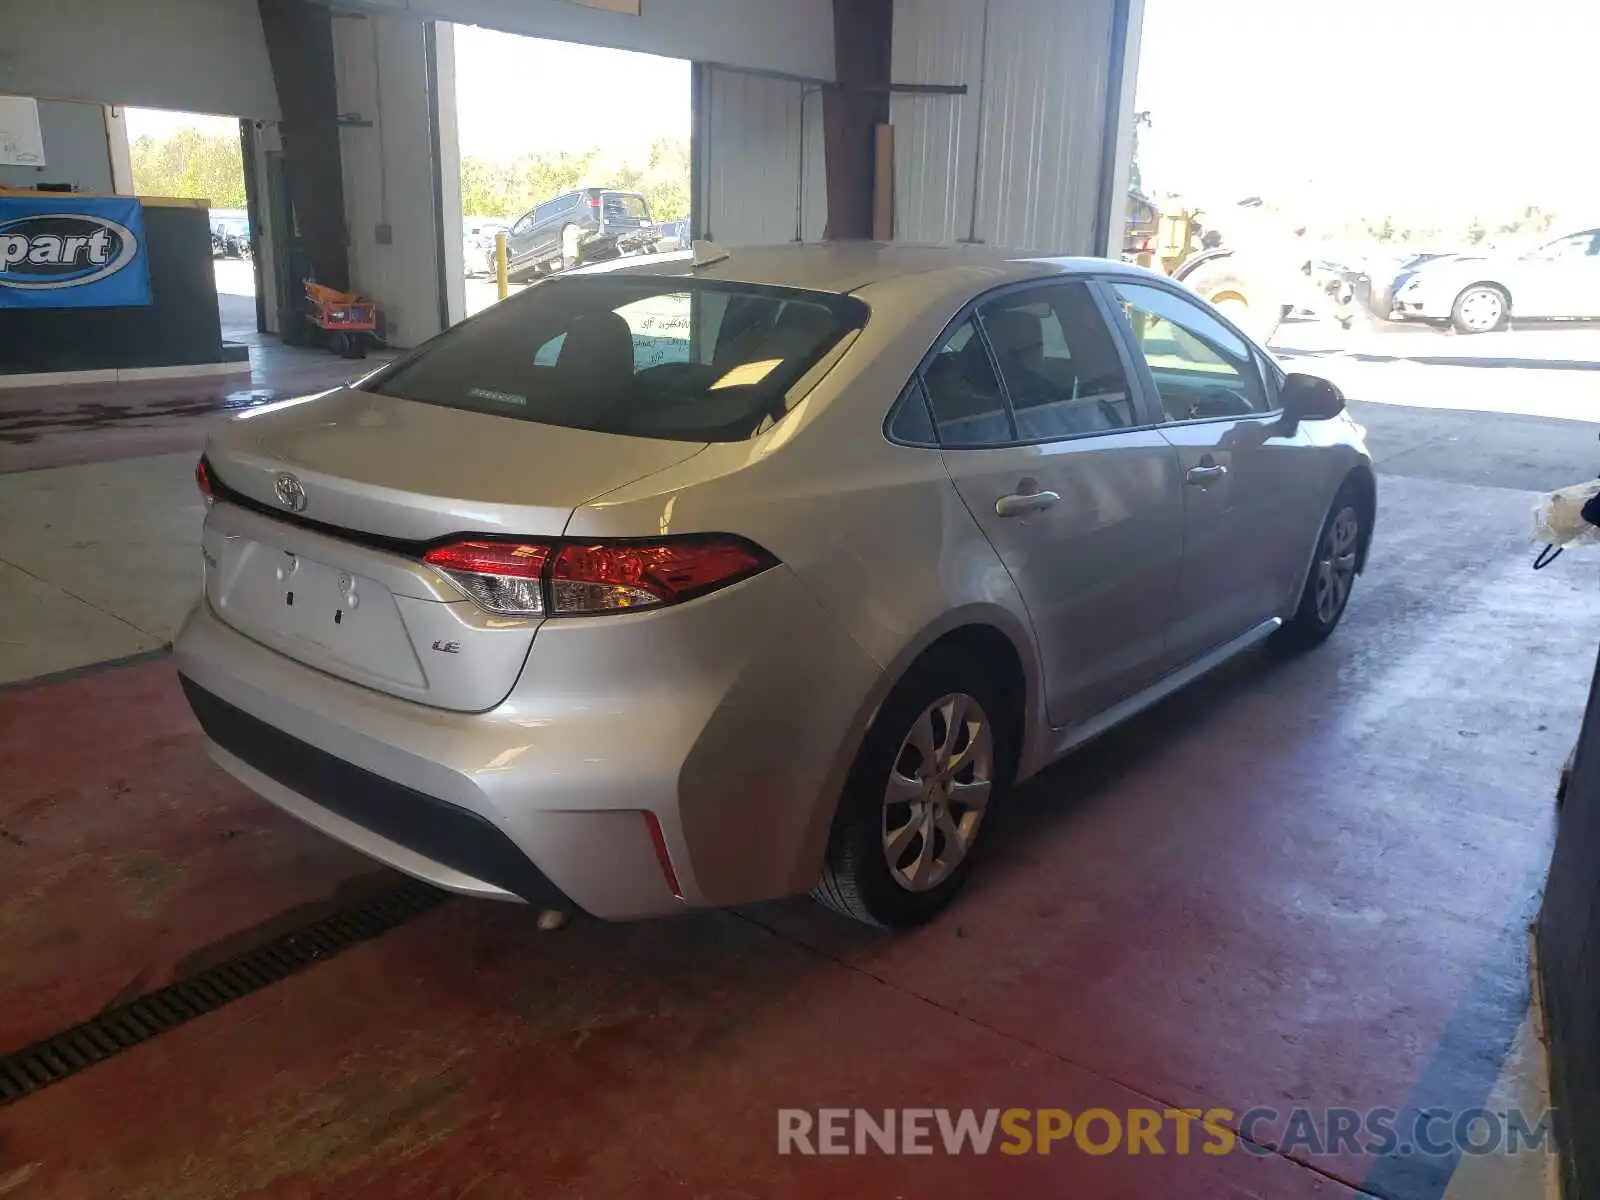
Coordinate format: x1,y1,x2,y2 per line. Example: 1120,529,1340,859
1498,205,1555,239
129,129,246,207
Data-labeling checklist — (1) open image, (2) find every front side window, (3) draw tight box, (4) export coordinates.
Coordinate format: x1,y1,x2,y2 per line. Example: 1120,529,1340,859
1110,282,1271,421
367,277,864,443
921,317,1013,447
977,282,1136,440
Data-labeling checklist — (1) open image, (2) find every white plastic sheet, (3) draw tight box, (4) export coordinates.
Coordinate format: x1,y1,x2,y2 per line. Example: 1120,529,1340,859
1535,480,1600,548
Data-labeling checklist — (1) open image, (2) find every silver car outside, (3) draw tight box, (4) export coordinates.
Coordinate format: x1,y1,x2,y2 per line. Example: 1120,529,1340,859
1392,228,1600,332
174,244,1374,928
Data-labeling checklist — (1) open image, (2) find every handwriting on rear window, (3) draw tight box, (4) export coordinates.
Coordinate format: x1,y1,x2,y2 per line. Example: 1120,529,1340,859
466,387,526,407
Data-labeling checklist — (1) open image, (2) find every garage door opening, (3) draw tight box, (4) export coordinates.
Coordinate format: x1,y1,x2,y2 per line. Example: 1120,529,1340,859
1128,0,1598,429
449,26,691,319
123,106,259,347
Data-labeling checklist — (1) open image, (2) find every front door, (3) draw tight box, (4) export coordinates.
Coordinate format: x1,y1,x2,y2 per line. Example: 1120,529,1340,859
505,209,539,271
1104,279,1320,665
925,282,1184,728
1515,230,1600,318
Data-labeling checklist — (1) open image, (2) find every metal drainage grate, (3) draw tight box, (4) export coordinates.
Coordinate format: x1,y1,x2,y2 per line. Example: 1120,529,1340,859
0,876,446,1106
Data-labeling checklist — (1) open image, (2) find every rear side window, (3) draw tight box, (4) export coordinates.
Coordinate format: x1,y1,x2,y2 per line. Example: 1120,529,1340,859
365,276,865,443
887,378,937,445
977,282,1136,439
922,317,1013,447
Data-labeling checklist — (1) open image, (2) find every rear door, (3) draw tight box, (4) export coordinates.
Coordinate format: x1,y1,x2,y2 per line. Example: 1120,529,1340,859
529,195,570,262
1102,279,1318,664
926,280,1184,728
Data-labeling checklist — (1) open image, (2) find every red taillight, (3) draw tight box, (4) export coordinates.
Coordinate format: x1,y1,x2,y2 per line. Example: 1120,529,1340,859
423,540,550,616
420,536,772,619
195,457,214,507
588,196,601,209
550,538,768,613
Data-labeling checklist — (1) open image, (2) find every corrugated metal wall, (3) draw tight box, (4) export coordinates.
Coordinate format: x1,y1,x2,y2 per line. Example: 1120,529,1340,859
891,0,1118,254
695,66,827,247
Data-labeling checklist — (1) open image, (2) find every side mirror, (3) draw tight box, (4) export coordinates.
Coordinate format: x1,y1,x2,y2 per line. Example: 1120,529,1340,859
1280,372,1345,421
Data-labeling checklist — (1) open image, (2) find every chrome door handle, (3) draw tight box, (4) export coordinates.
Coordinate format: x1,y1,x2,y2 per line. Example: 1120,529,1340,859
995,489,1061,517
1186,464,1228,485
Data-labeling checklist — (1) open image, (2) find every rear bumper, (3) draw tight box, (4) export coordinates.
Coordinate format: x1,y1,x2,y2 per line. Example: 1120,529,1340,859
181,676,571,908
173,565,883,920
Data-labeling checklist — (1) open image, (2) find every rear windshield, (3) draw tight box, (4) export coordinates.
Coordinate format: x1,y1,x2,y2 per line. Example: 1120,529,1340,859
604,193,649,220
364,276,866,442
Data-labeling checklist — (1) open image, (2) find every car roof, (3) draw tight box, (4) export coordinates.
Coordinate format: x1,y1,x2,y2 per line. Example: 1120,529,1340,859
587,241,1159,299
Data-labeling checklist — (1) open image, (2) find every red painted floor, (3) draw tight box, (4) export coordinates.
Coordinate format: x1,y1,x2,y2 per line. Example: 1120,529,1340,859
0,475,1587,1198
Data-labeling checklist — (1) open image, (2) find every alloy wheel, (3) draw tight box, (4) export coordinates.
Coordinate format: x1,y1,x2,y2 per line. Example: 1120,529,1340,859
1458,289,1504,332
1314,506,1360,625
881,693,993,892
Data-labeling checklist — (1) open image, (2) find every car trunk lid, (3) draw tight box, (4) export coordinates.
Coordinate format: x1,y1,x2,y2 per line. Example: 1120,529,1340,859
201,387,706,711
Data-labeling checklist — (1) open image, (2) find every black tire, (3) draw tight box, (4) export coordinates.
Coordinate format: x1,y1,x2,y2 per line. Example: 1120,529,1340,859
1279,481,1365,648
1179,259,1285,346
1450,285,1508,334
813,649,1016,928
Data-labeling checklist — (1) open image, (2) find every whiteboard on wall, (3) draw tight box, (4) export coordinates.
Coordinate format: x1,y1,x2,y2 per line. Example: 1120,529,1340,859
0,96,47,168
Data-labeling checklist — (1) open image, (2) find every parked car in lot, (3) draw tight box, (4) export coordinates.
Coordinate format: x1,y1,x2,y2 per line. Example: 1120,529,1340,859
1389,228,1600,333
209,212,251,258
1331,248,1456,327
177,244,1374,929
503,188,659,280
463,218,510,276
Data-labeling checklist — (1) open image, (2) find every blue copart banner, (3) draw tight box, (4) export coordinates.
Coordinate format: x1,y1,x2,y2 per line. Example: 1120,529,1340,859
0,196,154,308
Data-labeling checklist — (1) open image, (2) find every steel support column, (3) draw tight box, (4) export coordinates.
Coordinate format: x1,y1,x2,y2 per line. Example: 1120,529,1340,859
823,0,893,239
257,0,350,296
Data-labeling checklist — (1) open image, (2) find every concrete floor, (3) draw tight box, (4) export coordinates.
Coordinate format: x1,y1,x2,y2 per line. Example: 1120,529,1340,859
0,315,1596,1197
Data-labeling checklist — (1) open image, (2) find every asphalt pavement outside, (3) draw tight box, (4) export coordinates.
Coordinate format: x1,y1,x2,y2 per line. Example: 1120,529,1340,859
1272,316,1599,501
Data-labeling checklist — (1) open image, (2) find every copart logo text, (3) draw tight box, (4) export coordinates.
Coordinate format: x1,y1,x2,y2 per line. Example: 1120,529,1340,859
0,214,139,289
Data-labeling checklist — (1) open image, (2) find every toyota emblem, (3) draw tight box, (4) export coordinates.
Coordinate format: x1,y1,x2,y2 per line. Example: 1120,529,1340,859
274,472,308,513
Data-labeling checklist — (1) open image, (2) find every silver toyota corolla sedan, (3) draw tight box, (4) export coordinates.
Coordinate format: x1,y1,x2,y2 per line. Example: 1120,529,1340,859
176,243,1374,928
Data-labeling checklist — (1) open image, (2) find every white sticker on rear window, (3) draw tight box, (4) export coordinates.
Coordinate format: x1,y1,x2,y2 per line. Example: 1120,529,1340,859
466,387,527,407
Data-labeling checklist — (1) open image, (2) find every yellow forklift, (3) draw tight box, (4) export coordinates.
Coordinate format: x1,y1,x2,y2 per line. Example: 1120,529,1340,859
1125,192,1301,346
